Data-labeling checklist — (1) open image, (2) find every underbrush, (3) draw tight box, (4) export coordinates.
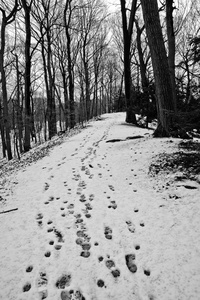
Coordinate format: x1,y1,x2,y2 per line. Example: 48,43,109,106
149,140,200,181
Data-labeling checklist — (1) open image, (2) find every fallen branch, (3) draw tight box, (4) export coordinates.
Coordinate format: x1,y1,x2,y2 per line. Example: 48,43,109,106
0,208,18,214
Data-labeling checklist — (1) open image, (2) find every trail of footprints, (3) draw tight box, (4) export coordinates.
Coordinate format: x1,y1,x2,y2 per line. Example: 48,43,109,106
24,151,151,298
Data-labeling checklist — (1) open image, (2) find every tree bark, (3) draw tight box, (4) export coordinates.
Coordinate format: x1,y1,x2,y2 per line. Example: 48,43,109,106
21,0,32,152
0,8,16,160
64,0,75,128
141,0,175,136
120,0,137,124
166,0,177,112
0,103,6,158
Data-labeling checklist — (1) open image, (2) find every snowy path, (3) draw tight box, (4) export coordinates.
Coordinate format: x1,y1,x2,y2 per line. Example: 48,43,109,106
0,113,200,300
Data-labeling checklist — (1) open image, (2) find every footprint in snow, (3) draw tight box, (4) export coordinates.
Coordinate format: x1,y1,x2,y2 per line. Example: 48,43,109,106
126,221,135,233
89,194,94,201
55,245,62,250
105,259,121,278
85,203,92,211
37,272,48,299
67,204,74,209
85,169,90,176
144,269,151,276
26,265,33,273
125,254,137,273
23,283,31,292
140,222,145,227
80,250,90,258
108,201,117,209
135,244,140,250
44,251,51,257
44,183,50,191
108,184,115,192
37,272,48,287
98,256,104,262
104,226,112,240
54,228,64,243
97,279,105,288
80,194,86,202
82,243,91,251
36,213,43,227
85,213,91,218
61,289,86,300
56,274,71,289
111,269,120,278
36,213,43,220
105,259,115,269
78,181,87,189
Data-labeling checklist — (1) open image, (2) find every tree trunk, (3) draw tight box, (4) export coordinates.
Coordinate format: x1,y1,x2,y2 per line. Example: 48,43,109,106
15,54,23,153
141,0,175,137
21,0,32,152
47,32,57,139
120,0,137,124
84,58,91,121
166,0,177,112
64,1,75,129
0,16,12,160
0,104,6,158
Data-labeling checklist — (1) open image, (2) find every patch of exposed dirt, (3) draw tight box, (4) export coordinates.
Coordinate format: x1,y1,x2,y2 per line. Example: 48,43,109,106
149,140,200,185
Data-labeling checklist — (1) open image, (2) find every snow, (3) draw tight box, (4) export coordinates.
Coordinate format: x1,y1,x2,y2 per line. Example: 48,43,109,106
0,112,200,300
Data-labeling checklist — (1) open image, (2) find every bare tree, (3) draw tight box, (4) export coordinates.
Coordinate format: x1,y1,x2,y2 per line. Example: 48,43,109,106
31,0,60,139
0,0,19,160
64,0,76,128
140,0,175,136
78,0,107,121
120,0,137,124
166,0,177,112
21,0,34,151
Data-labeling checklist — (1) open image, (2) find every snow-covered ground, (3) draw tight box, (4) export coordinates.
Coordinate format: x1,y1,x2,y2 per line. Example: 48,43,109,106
0,112,199,300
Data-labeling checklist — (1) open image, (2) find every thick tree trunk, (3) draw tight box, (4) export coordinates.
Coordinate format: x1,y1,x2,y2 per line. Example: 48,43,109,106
120,0,137,124
141,0,175,136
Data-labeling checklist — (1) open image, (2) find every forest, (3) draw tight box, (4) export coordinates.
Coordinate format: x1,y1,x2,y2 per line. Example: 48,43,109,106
0,0,200,161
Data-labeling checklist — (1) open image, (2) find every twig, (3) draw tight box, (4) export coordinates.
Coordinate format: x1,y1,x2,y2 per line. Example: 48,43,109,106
0,208,18,214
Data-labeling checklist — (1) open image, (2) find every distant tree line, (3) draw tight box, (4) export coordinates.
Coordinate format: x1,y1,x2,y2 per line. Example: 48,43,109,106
0,0,121,160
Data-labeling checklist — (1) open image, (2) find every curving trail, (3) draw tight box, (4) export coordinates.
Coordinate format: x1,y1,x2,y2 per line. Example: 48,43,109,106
0,113,200,300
